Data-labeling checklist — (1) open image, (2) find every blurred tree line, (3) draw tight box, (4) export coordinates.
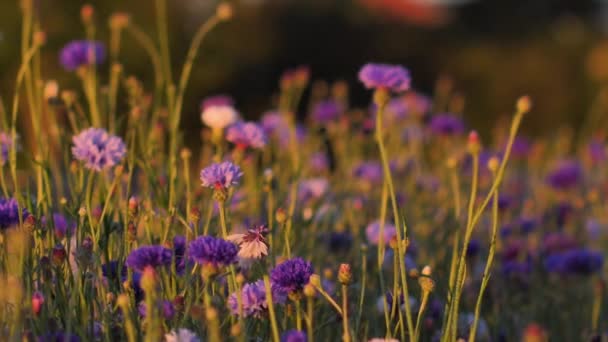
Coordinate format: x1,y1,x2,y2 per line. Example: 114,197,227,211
0,0,606,138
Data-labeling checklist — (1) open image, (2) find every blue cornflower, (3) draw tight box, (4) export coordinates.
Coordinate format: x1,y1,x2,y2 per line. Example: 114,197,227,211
226,122,268,149
174,235,187,274
280,330,307,342
59,40,106,71
187,236,238,268
0,197,27,229
37,332,81,342
200,161,243,190
227,280,285,318
270,257,313,296
358,63,411,92
428,114,465,136
125,245,173,272
545,249,604,275
311,100,341,123
297,178,329,203
546,160,582,190
72,128,126,171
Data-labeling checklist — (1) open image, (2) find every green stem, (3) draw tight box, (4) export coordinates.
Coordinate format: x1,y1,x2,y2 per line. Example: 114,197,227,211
264,275,281,342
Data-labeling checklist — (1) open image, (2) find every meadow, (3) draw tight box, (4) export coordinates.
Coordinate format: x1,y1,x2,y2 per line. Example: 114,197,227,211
0,1,605,341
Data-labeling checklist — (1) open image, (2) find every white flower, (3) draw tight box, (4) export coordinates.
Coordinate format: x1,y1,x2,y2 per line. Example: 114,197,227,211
165,329,200,342
201,105,240,130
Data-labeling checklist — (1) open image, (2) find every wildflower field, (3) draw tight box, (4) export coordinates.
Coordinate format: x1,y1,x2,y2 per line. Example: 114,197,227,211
1,1,607,341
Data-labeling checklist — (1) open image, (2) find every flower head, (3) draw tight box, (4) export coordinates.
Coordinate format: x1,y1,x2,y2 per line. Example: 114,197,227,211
164,329,200,342
60,40,106,71
72,128,126,171
353,161,383,185
544,249,604,275
226,122,268,149
311,100,341,123
37,332,81,342
126,245,173,272
200,161,243,190
227,225,269,260
358,63,411,92
42,213,75,239
546,160,582,190
365,221,396,246
280,330,307,342
201,103,239,131
0,132,16,166
298,178,329,203
228,280,274,318
270,257,313,296
0,197,27,229
428,114,465,136
187,236,238,268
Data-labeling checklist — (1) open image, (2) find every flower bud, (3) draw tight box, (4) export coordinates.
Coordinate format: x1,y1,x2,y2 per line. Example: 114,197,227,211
275,208,287,224
487,157,500,173
52,244,66,266
338,263,352,285
140,266,157,292
467,130,481,155
421,265,432,276
216,3,233,21
516,95,532,114
81,4,94,24
303,283,316,297
309,274,321,287
32,292,44,316
109,12,130,30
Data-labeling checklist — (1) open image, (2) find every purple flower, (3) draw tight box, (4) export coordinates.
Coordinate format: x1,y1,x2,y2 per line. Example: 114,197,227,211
310,152,329,173
280,330,307,342
200,161,243,190
544,249,603,275
227,279,284,318
200,95,234,110
42,213,75,239
72,128,126,171
174,235,187,274
59,40,106,71
428,114,465,136
270,257,313,296
0,197,27,229
37,332,81,342
138,300,175,320
298,178,329,202
358,63,411,92
510,136,531,158
187,236,238,267
260,111,288,135
0,132,15,166
311,100,341,123
226,122,268,149
126,245,173,272
546,160,582,190
588,140,606,163
353,161,383,184
366,221,396,246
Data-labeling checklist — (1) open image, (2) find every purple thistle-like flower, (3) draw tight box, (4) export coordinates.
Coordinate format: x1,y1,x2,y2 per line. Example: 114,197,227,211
226,122,268,149
358,63,411,92
228,280,283,318
200,161,243,190
298,178,329,202
138,300,175,320
311,100,341,123
37,332,81,342
544,249,603,275
126,245,173,272
42,213,75,239
270,257,313,296
280,330,307,342
187,236,238,267
546,160,582,190
366,221,396,246
353,161,383,184
0,132,15,166
428,114,465,136
0,197,27,229
200,95,234,110
72,128,126,171
59,40,106,71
